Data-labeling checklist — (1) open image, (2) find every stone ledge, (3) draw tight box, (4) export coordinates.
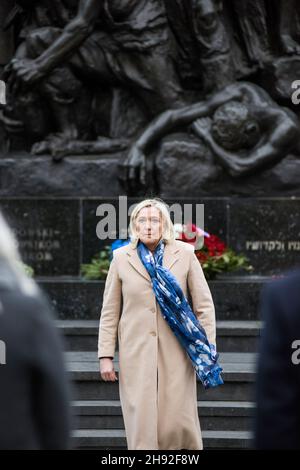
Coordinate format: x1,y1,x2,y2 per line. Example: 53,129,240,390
72,400,254,417
72,429,252,449
0,152,123,197
38,277,267,321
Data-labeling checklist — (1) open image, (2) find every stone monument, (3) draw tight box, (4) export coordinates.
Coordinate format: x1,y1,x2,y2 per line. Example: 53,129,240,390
0,0,299,277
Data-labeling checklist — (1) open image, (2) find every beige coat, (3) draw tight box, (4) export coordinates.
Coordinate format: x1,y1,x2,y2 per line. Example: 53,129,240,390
98,239,216,450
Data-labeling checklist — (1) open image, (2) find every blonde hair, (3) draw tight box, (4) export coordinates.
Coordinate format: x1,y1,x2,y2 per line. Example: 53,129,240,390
0,211,39,297
129,198,175,248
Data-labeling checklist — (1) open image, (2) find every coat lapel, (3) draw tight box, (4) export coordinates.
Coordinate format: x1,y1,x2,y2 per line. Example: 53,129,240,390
163,241,180,270
126,243,150,282
126,240,180,282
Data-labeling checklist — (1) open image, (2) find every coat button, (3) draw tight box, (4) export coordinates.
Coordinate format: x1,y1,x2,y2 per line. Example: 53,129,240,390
150,307,156,313
150,331,157,336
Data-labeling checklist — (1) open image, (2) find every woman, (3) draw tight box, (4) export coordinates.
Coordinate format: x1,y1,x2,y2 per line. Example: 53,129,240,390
98,198,221,450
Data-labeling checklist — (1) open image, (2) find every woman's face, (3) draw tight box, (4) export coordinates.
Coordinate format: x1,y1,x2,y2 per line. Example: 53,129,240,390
135,206,163,247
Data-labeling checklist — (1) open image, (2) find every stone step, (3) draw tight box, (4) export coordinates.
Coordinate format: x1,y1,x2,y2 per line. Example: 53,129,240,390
66,352,256,402
72,400,254,432
57,320,261,353
38,275,269,321
72,429,252,450
216,321,260,352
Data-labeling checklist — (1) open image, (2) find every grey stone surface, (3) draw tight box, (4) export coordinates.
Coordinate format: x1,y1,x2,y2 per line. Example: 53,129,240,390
210,279,266,321
1,196,298,275
72,429,252,450
56,319,261,353
156,136,300,197
40,279,104,320
66,351,256,402
72,399,254,432
38,277,267,321
1,151,299,199
0,154,123,197
263,57,300,102
0,0,14,65
228,198,300,275
0,199,80,275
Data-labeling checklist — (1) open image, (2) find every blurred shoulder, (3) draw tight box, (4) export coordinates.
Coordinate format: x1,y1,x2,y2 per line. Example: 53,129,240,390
264,269,300,299
111,243,132,261
172,239,194,253
260,269,300,328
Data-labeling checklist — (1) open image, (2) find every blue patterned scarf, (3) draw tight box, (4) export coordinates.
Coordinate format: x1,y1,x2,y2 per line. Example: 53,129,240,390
137,239,223,389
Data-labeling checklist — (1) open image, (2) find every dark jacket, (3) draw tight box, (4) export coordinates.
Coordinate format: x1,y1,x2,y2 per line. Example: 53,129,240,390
0,261,71,449
255,269,300,449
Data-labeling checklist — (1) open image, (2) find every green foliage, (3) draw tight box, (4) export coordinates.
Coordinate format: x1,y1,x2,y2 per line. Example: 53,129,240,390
199,249,253,280
21,262,34,278
81,245,253,281
81,246,112,280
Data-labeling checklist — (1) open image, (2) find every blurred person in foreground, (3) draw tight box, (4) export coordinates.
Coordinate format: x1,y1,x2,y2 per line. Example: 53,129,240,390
0,211,71,450
255,269,300,449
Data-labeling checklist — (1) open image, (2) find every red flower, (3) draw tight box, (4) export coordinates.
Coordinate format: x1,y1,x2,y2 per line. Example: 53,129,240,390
204,234,226,257
180,232,197,244
176,224,226,259
195,251,208,263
